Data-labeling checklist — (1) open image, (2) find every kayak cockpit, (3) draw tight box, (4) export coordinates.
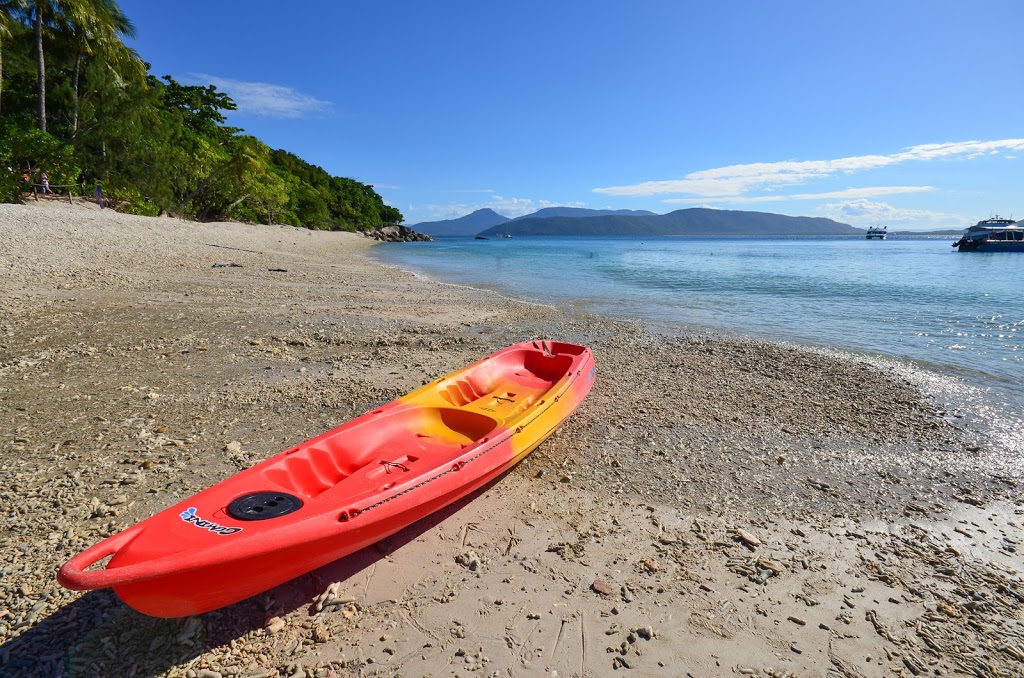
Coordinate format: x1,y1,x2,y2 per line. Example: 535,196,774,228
260,407,500,499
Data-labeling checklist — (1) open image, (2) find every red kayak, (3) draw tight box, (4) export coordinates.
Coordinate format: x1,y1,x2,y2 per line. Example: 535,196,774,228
59,341,595,617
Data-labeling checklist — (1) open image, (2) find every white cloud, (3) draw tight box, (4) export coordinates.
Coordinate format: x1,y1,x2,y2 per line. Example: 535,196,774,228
816,199,962,229
664,185,936,204
186,73,333,119
594,139,1024,198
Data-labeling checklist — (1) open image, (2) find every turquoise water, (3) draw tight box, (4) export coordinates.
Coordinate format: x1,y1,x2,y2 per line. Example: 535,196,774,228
372,236,1023,446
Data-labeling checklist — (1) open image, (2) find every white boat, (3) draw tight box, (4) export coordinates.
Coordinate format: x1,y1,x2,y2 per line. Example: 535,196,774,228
866,226,887,240
952,217,1024,252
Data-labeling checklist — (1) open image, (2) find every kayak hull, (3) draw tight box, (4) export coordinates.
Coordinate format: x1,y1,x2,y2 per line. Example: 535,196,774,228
58,341,595,617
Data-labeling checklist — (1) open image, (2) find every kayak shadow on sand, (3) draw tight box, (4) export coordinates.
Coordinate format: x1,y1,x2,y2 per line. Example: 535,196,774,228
0,477,503,676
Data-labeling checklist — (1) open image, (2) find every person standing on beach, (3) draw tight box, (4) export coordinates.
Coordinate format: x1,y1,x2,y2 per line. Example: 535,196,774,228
40,172,51,194
94,181,104,209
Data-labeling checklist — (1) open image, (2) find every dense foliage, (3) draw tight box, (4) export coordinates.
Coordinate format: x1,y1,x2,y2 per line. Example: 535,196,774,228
0,1,402,229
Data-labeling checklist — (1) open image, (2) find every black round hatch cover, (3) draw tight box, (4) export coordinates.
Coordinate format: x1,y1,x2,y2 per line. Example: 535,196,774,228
227,492,303,521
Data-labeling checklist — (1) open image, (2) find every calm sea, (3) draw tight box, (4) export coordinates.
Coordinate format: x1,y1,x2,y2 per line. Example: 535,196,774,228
371,236,1023,453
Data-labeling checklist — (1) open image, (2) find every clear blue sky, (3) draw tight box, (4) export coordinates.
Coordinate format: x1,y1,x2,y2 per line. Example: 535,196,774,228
119,0,1024,229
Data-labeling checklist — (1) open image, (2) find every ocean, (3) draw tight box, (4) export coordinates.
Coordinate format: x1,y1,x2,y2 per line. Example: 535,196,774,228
371,235,1023,455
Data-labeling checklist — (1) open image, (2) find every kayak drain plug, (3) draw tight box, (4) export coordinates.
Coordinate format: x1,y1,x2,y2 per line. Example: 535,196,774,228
228,492,303,521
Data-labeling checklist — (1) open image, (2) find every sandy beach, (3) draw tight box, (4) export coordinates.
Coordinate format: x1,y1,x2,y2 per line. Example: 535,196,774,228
1,199,1021,677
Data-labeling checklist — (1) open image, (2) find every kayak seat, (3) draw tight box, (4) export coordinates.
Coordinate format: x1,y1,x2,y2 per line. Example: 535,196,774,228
518,351,575,383
263,446,351,499
261,407,499,498
437,350,572,407
439,376,490,407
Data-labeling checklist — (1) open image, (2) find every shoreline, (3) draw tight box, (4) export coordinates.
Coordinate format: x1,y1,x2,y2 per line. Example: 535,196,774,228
371,235,1024,433
1,201,1021,676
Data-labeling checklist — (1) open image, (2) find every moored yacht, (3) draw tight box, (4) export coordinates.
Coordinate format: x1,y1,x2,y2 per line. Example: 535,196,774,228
952,217,1024,252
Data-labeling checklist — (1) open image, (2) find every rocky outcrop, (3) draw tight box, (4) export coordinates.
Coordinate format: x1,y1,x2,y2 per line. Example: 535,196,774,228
362,225,433,242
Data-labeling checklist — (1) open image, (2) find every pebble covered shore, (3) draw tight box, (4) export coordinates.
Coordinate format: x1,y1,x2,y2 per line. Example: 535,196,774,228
1,200,1021,676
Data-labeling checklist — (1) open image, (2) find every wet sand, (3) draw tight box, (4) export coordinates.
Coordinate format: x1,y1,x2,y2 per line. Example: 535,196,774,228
1,199,1021,676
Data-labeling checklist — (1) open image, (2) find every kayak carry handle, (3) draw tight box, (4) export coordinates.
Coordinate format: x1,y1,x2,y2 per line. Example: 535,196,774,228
57,528,141,591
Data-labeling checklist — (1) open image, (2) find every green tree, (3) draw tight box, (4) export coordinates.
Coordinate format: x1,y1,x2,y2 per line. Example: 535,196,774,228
0,4,404,227
22,0,59,130
0,1,28,116
73,71,181,212
160,75,237,139
20,0,134,131
59,0,141,134
0,117,79,191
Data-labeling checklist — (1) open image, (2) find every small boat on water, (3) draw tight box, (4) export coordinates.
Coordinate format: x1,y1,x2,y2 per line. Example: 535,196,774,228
952,217,1024,252
866,225,888,240
59,341,595,617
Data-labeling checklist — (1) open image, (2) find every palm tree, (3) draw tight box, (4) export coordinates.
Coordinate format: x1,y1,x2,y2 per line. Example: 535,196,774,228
0,0,28,116
22,0,135,132
25,0,52,130
62,0,141,134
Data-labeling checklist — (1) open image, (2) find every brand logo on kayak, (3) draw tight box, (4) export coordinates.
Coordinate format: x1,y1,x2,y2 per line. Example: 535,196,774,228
179,507,242,536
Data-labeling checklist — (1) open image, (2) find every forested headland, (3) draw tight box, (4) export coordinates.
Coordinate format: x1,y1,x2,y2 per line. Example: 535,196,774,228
0,1,402,230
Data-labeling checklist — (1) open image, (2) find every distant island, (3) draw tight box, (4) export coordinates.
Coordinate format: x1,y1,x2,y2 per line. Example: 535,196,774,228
412,208,511,237
409,208,973,238
412,207,656,237
412,207,867,238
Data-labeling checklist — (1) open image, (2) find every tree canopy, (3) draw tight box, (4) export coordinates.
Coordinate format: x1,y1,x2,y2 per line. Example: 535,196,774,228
0,1,402,229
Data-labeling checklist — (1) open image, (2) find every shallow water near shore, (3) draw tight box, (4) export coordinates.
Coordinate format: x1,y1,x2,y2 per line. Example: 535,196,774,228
374,235,1024,457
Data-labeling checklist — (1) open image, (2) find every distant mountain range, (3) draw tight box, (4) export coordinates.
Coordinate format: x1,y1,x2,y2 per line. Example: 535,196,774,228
408,207,965,238
513,207,657,221
410,208,510,237
410,207,656,237
476,208,861,237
